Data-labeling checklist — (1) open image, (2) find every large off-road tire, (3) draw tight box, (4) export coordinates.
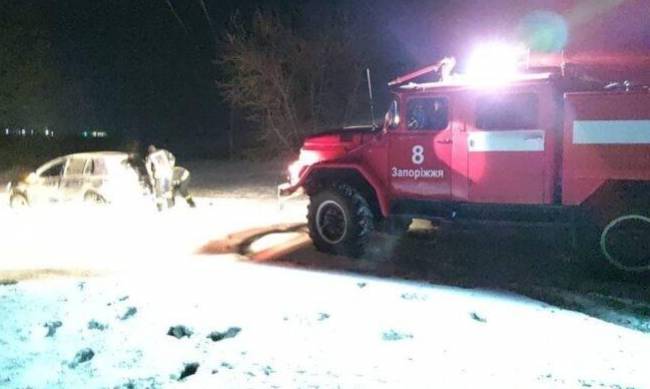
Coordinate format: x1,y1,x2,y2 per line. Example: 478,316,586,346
9,193,29,208
577,200,650,275
307,183,374,257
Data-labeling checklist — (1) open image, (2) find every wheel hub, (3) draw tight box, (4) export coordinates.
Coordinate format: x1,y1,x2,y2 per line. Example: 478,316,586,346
315,200,348,245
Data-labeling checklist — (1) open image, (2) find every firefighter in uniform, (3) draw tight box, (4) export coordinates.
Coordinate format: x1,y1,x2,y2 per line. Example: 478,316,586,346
145,145,175,211
172,166,196,208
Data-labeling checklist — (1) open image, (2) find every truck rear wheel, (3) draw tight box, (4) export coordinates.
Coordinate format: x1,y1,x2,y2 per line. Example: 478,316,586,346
600,213,650,272
579,202,650,274
307,183,374,257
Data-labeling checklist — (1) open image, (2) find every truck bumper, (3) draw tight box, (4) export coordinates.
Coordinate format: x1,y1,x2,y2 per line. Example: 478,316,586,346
277,182,303,199
277,183,305,211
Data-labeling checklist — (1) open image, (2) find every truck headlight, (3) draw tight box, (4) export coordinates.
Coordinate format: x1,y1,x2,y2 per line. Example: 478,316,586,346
288,160,305,185
287,150,321,185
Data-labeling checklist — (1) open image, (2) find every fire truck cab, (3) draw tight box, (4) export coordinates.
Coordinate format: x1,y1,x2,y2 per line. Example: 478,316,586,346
279,51,650,273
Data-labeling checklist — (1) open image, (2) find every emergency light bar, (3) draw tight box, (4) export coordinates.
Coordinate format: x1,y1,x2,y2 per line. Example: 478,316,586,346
389,45,650,88
465,42,528,85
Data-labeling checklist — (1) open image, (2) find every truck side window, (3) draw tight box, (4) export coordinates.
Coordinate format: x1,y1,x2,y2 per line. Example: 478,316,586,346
476,94,538,130
407,97,448,131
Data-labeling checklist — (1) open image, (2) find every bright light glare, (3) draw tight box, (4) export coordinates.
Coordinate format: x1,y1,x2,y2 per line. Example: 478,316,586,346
465,42,528,85
288,160,304,185
288,150,321,185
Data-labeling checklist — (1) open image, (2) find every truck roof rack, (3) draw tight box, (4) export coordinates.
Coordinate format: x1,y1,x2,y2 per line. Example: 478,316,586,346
387,57,456,87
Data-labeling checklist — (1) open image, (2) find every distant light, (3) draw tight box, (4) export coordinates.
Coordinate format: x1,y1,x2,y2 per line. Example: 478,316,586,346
45,129,49,136
21,129,26,136
4,129,8,136
86,130,108,138
465,42,528,86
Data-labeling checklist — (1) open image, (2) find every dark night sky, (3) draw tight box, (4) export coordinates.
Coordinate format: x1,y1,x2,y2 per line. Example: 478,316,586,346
3,0,649,147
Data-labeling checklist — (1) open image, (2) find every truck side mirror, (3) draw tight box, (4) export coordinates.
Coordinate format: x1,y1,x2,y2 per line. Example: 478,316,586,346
384,100,400,131
383,112,392,132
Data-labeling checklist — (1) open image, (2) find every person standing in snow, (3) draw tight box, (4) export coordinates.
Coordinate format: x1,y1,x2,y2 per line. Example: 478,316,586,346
171,166,196,208
145,145,175,211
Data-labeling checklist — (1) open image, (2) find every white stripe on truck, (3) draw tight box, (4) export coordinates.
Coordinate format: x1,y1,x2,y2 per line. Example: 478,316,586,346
573,120,650,144
468,130,545,152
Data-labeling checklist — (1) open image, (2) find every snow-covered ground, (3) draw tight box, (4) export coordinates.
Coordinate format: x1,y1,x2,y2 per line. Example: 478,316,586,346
1,160,650,388
3,260,650,388
0,196,306,276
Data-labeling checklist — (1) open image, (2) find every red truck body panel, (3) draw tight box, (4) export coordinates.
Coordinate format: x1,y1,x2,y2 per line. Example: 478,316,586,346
562,92,650,205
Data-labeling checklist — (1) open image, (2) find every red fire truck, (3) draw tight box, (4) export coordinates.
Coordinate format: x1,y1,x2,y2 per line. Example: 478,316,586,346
279,47,650,273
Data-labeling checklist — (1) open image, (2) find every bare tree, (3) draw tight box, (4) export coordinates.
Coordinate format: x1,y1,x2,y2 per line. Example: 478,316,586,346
218,9,367,155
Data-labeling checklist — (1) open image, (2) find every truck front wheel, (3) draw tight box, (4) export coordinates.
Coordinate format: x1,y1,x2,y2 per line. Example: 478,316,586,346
307,183,374,257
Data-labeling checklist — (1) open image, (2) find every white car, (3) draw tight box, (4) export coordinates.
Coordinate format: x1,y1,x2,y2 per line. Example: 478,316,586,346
7,152,152,208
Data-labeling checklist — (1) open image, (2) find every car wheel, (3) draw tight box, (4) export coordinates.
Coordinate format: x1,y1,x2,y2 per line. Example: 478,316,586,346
9,193,29,208
84,191,106,205
307,183,374,257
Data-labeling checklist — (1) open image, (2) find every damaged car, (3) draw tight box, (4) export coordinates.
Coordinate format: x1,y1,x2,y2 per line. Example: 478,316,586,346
7,152,152,208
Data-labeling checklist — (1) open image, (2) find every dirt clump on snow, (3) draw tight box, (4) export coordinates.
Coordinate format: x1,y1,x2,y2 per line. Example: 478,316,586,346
470,312,487,323
115,377,161,389
207,326,241,342
87,320,108,331
44,321,62,337
382,330,413,341
119,306,137,320
68,348,95,368
178,362,199,380
167,325,193,339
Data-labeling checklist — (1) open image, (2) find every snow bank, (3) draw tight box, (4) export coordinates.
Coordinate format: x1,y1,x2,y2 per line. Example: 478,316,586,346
1,260,649,388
